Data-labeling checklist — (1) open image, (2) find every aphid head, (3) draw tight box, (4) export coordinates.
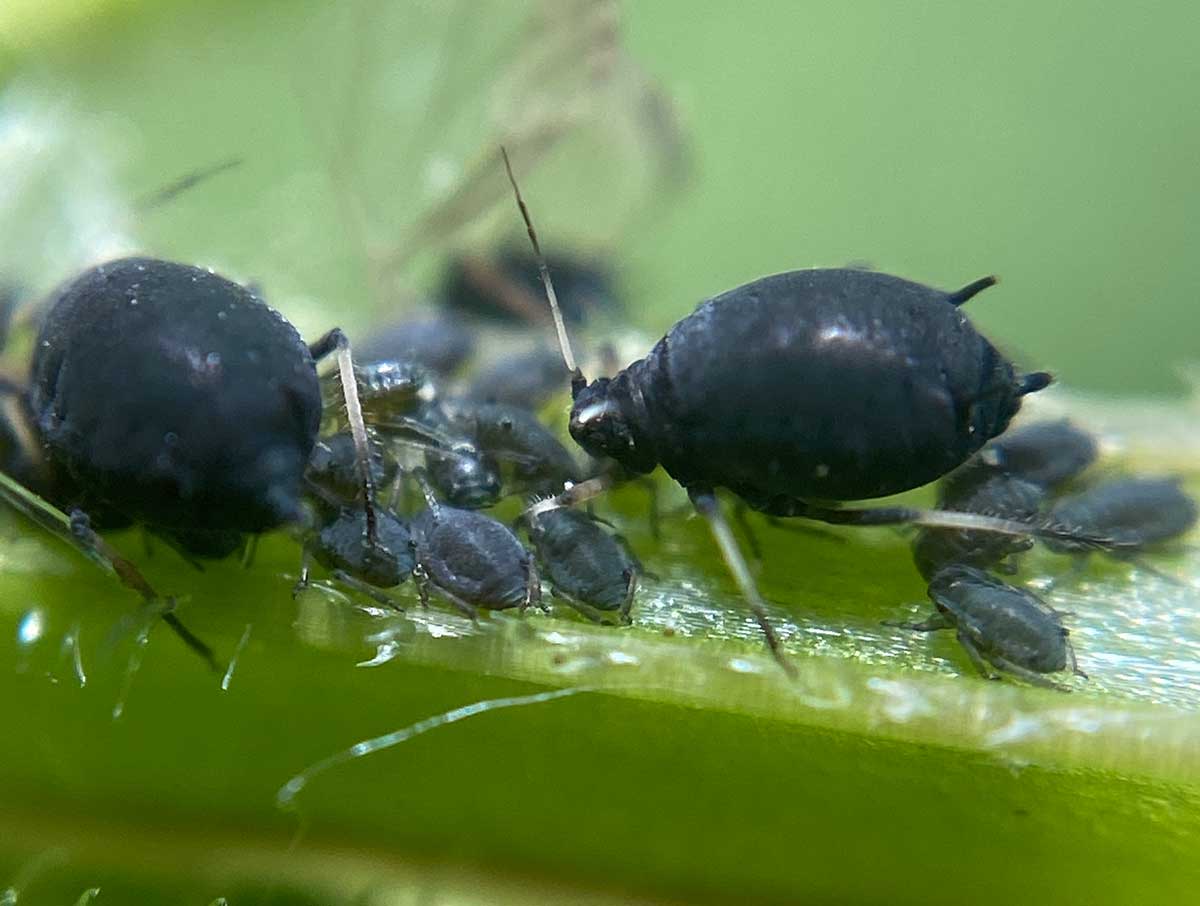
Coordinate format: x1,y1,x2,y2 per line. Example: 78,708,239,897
569,379,656,474
429,442,502,509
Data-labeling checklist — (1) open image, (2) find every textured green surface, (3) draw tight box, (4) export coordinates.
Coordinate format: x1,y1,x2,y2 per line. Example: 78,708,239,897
1,2,1198,904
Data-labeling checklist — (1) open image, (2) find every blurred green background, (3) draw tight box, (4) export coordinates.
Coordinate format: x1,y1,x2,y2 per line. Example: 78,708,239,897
623,1,1200,397
2,0,1198,394
0,2,1198,904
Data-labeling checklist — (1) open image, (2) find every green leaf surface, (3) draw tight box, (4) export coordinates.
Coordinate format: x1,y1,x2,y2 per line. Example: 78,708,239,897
1,3,1198,904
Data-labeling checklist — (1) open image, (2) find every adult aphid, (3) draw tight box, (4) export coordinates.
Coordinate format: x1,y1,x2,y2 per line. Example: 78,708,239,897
501,149,1099,673
0,257,381,667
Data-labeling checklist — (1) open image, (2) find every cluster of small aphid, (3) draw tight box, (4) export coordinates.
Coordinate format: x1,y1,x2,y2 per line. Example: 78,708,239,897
895,421,1198,690
1,159,1195,690
296,270,641,625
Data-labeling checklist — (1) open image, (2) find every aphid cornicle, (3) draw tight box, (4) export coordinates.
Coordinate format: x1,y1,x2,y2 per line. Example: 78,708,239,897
501,150,1063,671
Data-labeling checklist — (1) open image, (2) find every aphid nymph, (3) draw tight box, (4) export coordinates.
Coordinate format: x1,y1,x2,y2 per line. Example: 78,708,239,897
891,564,1085,691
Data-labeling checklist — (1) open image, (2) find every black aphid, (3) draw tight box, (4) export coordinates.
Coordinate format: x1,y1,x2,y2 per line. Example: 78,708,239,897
0,257,382,668
466,345,567,409
423,439,503,510
411,500,541,618
890,564,1085,691
1044,477,1198,556
911,463,1047,580
442,246,616,325
501,150,1072,673
979,419,1098,490
309,506,415,591
355,315,476,377
525,503,638,624
307,431,396,510
438,398,580,497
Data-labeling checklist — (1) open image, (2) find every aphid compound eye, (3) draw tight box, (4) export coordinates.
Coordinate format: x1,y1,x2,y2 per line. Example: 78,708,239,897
564,379,657,475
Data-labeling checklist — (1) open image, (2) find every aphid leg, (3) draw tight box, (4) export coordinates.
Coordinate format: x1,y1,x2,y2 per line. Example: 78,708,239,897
426,582,480,621
883,612,952,632
731,501,763,562
61,510,220,672
386,463,407,510
637,476,662,540
412,468,442,516
522,558,546,614
784,500,1116,549
688,489,795,677
331,569,405,612
550,588,618,624
987,653,1073,692
523,559,547,614
619,568,638,625
412,562,477,619
1120,554,1186,587
953,630,1001,681
308,328,378,547
1066,639,1088,680
240,534,260,569
383,415,462,449
414,565,432,609
292,547,313,599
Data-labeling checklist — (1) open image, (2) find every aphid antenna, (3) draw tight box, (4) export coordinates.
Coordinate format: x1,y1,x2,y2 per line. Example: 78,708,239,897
412,468,442,518
945,275,998,308
386,434,487,468
310,329,379,546
500,146,587,396
521,476,613,521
